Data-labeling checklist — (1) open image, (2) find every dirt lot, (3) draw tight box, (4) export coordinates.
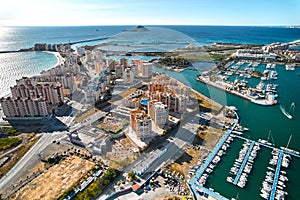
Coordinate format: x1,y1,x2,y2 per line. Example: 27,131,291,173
11,155,95,200
198,126,224,150
117,88,137,99
74,108,101,123
190,89,222,112
169,147,207,179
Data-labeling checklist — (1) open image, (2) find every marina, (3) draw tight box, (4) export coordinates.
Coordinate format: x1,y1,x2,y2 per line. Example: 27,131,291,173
196,61,285,106
152,62,300,200
189,128,299,200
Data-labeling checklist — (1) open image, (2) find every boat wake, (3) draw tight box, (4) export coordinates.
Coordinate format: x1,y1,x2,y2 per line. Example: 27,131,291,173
279,105,293,119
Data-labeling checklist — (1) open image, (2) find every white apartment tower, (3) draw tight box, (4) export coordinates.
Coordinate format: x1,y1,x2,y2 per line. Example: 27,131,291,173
140,63,152,78
148,101,168,127
123,68,135,83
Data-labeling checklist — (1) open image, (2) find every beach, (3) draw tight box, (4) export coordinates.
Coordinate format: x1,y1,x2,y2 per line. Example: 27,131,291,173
43,51,64,67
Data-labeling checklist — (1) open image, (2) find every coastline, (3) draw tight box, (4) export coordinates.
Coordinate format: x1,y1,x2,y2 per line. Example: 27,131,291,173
162,73,223,111
0,51,63,99
43,51,64,67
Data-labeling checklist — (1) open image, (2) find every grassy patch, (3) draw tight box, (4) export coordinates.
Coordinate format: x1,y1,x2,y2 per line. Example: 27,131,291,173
178,53,213,62
0,137,22,150
0,135,41,179
73,168,120,200
5,128,18,135
209,54,226,61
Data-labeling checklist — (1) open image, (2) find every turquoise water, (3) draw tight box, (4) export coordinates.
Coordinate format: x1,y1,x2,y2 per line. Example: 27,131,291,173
152,64,300,200
0,51,58,97
106,55,159,63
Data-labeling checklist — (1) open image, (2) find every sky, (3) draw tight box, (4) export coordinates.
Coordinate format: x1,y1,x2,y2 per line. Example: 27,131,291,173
0,0,299,26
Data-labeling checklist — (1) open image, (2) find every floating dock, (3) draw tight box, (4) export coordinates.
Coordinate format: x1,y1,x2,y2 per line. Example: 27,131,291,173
190,120,237,183
189,118,238,200
230,134,300,159
269,150,283,200
233,141,255,185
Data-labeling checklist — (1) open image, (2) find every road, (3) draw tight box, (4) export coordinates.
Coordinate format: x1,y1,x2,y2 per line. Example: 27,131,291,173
0,102,108,193
0,131,66,192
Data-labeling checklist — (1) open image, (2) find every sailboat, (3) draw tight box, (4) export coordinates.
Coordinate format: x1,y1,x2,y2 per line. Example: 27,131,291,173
280,135,300,155
258,130,273,146
231,192,239,200
279,104,293,119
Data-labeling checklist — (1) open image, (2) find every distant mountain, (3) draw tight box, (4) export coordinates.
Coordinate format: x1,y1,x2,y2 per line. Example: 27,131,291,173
286,25,300,28
123,26,150,32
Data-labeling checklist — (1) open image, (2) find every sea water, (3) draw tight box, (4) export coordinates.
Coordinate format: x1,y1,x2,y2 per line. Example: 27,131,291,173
0,51,57,97
153,64,300,200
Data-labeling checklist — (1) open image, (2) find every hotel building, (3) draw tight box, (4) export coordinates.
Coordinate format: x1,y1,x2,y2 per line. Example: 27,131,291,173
148,100,168,127
140,63,152,78
123,67,135,83
130,109,153,140
0,97,50,117
148,74,189,113
10,77,64,105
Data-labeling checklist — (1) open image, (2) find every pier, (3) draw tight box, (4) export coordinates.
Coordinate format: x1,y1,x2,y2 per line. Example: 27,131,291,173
189,118,238,200
190,119,238,184
193,183,229,200
230,134,300,159
269,150,283,200
233,141,255,185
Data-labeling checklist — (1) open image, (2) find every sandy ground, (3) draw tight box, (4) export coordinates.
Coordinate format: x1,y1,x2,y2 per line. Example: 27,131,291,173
11,155,95,200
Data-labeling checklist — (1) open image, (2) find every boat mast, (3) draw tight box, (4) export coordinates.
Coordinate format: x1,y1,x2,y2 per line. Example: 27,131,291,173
267,130,271,142
285,135,292,149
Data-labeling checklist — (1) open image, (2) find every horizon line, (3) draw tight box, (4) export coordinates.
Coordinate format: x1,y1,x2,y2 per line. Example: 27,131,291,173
1,24,300,27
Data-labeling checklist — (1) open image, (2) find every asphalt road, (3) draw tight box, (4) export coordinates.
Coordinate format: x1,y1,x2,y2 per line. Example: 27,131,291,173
0,131,66,192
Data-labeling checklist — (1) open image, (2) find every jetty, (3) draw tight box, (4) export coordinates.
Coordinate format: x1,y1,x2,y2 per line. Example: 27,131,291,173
269,150,283,200
189,117,238,200
69,37,108,45
233,141,255,185
0,37,109,54
231,134,300,159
